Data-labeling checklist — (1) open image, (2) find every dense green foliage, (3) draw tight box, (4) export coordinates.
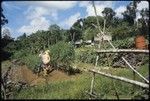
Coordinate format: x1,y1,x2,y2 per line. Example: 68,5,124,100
76,49,97,65
50,41,75,69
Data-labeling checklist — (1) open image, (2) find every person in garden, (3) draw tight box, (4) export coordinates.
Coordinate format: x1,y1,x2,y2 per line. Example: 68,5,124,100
39,50,51,76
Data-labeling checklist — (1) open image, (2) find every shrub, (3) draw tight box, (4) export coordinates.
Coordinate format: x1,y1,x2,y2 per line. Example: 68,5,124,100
76,49,109,66
76,49,96,64
100,37,135,49
50,41,75,70
10,50,40,69
112,37,135,49
11,50,27,59
22,54,40,69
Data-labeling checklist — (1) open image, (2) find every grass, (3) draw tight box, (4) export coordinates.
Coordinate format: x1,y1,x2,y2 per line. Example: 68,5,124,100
14,72,91,99
13,62,148,99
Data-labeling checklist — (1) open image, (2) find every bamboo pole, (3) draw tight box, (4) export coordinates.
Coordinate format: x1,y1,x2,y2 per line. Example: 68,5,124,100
95,49,149,53
92,1,103,34
89,69,149,89
132,66,136,93
90,73,95,94
95,56,99,68
121,57,149,83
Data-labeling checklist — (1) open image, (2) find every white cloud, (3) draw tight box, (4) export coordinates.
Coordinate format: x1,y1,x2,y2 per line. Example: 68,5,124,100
25,6,49,20
136,12,141,21
115,6,126,18
86,5,105,17
135,1,149,21
14,1,78,10
79,1,114,17
18,17,49,35
115,1,149,20
18,1,78,34
137,1,149,11
18,6,51,35
59,12,81,29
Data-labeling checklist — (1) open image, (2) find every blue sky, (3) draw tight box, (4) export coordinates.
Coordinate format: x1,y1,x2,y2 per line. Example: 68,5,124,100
1,1,149,39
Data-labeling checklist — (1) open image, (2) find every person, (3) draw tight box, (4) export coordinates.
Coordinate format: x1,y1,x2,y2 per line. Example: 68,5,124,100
39,50,50,76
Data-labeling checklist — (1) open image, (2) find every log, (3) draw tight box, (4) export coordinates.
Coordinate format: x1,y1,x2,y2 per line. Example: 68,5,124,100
95,49,149,53
89,69,149,89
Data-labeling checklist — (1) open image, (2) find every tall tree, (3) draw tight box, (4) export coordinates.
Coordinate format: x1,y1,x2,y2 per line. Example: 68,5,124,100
17,33,27,40
69,18,85,42
1,8,8,26
122,1,140,25
48,24,62,44
138,8,149,38
102,7,116,26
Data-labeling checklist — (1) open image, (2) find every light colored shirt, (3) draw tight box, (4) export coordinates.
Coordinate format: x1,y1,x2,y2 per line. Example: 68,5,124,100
39,51,50,65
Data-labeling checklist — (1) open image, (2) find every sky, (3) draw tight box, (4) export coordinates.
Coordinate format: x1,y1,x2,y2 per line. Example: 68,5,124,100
1,1,149,39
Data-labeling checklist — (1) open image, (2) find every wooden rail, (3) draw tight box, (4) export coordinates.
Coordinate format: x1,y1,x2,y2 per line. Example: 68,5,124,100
95,49,149,53
89,69,149,89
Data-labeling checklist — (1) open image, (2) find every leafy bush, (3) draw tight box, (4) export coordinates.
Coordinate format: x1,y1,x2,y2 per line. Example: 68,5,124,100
111,22,136,40
11,50,40,69
101,37,135,49
76,50,96,64
112,37,135,49
22,54,40,69
11,50,27,59
76,49,109,66
50,41,75,70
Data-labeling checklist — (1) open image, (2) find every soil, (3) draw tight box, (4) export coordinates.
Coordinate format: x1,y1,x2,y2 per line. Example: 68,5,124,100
2,60,75,87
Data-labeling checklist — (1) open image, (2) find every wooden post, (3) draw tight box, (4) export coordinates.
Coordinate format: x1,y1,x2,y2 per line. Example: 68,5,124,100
89,69,149,89
95,56,99,68
90,72,95,94
132,67,136,93
103,19,106,33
